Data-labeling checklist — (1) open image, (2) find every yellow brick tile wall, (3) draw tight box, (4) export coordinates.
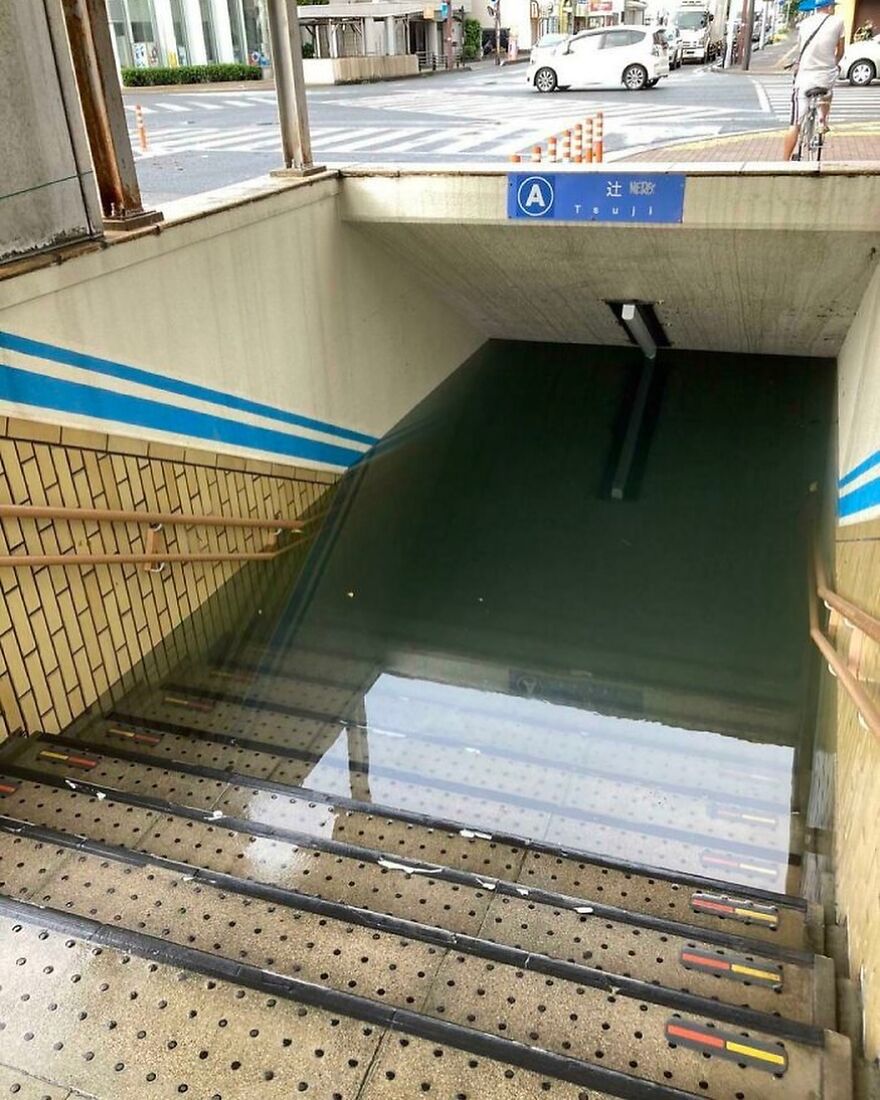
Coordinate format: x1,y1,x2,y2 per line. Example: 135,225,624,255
0,416,337,741
823,516,880,1059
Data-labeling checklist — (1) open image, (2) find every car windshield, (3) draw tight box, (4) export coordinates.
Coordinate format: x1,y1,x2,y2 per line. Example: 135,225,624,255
537,34,567,46
674,11,708,28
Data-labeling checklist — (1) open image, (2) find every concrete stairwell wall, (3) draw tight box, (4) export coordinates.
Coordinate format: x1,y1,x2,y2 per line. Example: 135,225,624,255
0,173,484,743
826,261,880,1061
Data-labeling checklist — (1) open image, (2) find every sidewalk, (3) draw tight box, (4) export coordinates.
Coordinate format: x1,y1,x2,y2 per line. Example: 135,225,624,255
618,121,880,162
724,33,799,73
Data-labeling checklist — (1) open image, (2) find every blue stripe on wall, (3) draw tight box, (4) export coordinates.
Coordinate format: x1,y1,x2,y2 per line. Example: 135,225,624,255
0,331,377,448
839,474,880,519
839,448,880,490
0,363,365,469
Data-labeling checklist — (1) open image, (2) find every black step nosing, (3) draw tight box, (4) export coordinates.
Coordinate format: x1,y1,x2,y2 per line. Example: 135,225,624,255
214,657,800,772
1,761,814,967
163,678,797,801
105,709,802,871
0,814,823,1049
0,893,731,1100
101,715,808,909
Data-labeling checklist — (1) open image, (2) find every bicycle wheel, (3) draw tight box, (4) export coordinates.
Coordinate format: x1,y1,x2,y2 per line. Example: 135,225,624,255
797,110,816,161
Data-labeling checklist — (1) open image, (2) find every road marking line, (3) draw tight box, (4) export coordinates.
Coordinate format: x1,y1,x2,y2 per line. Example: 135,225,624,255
317,127,417,151
752,79,772,114
372,130,462,152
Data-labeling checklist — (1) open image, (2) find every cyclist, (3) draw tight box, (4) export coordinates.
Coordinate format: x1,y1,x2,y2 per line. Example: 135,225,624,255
783,0,845,161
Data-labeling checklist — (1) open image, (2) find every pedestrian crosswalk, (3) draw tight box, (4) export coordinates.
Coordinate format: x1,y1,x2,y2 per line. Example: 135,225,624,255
124,92,274,115
131,100,758,161
752,75,880,123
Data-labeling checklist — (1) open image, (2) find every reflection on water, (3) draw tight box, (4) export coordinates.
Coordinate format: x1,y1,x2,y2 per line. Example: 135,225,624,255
216,342,832,894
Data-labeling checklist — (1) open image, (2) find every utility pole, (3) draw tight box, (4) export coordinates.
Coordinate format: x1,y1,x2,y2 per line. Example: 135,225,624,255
61,0,162,230
265,0,323,175
495,0,502,64
446,0,455,68
741,0,755,67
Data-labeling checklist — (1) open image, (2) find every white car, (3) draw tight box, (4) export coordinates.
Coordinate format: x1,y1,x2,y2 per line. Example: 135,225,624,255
528,25,670,92
661,24,684,68
530,32,570,63
840,34,880,85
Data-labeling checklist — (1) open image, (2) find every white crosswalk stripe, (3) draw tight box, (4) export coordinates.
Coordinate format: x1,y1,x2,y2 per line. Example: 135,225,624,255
752,76,880,122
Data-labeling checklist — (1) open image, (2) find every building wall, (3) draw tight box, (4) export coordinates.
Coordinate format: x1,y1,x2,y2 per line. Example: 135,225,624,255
0,415,334,742
0,0,102,263
828,260,880,1059
0,175,485,472
109,0,247,67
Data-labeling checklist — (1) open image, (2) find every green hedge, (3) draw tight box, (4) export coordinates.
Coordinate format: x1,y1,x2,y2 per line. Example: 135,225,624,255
121,63,262,86
462,18,482,61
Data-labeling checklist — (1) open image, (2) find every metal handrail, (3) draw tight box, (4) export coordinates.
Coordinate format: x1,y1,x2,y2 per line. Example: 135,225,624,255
810,540,880,741
0,502,326,569
0,503,310,532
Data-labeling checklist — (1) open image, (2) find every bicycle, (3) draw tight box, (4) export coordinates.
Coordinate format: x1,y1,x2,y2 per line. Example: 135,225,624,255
792,85,829,161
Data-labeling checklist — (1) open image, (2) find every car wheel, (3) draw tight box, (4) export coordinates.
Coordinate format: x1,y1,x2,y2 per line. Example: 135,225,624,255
534,66,558,92
849,59,876,86
622,63,648,90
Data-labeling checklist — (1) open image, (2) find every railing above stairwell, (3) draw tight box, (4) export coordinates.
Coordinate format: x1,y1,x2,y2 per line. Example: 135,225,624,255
810,535,880,742
0,503,325,571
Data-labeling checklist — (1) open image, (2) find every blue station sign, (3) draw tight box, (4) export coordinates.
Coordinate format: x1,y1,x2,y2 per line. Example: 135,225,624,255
507,172,686,223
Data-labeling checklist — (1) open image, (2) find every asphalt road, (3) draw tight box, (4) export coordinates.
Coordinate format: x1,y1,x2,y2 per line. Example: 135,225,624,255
124,62,880,203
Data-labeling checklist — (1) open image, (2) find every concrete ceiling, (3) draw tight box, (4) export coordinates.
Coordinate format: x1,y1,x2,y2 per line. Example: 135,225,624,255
341,168,880,357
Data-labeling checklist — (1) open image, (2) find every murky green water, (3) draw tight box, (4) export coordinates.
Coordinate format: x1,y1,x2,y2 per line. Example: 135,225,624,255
219,341,834,893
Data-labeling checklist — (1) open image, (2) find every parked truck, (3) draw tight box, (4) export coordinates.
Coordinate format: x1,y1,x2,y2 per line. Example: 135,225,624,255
672,0,727,62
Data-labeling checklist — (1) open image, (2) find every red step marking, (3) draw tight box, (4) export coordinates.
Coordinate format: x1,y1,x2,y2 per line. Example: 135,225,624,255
666,1023,725,1049
681,951,731,971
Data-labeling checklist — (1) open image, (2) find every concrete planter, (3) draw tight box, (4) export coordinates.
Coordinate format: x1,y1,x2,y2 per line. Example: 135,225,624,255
303,55,419,84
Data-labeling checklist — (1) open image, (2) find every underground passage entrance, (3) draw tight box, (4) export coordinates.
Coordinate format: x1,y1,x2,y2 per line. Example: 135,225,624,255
0,339,855,1099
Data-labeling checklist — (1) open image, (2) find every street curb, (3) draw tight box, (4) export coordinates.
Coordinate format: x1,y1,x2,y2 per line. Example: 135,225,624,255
121,80,271,94
710,65,793,76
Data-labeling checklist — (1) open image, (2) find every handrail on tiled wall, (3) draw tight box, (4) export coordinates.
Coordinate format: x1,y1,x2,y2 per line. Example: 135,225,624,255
810,538,880,741
0,503,324,570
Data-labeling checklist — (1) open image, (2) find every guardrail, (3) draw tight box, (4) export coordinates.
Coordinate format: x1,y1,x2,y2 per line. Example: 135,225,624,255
415,50,464,71
0,503,325,571
508,113,604,165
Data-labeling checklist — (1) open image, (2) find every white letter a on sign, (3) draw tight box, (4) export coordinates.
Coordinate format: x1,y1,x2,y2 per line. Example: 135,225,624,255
525,183,547,209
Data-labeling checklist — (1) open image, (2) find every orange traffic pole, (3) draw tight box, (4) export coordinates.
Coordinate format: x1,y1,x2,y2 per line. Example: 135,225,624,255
135,104,148,152
584,116,594,163
531,144,542,163
509,153,522,163
572,123,583,164
593,111,604,163
547,135,558,162
560,129,571,163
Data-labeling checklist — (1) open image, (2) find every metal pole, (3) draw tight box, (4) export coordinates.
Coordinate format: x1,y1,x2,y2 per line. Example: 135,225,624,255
743,0,756,68
60,0,162,229
266,0,324,175
724,2,736,66
494,0,501,63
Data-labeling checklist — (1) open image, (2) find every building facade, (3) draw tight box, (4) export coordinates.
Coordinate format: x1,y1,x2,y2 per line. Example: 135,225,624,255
482,0,647,54
105,0,268,68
